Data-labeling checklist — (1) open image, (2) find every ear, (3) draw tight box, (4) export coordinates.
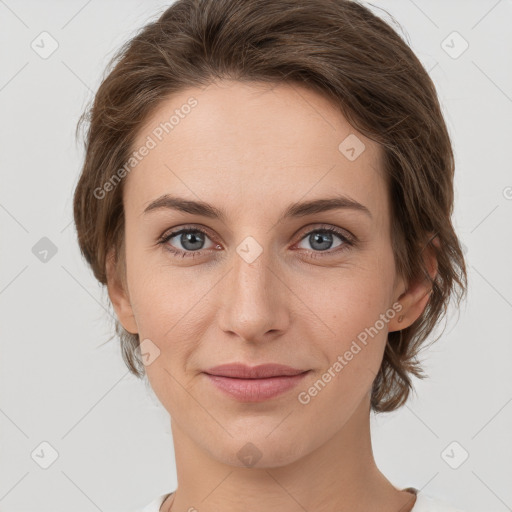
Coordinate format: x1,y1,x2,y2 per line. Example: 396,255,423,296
105,248,138,334
388,234,439,332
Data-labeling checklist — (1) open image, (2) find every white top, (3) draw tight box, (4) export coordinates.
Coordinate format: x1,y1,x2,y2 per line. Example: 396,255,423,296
139,488,466,512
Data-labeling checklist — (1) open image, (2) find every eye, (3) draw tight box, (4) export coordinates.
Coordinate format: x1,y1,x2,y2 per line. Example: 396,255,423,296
158,227,218,258
295,225,354,257
158,224,355,259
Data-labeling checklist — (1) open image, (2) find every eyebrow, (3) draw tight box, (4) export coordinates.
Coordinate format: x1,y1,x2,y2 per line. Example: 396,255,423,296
142,194,372,222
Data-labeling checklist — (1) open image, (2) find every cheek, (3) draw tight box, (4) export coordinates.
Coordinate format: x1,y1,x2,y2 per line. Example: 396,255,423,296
302,255,396,381
126,243,193,328
126,252,217,365
307,260,395,336
295,280,392,424
128,263,207,412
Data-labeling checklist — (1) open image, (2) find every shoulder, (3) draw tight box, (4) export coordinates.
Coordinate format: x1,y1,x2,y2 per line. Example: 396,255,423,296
137,490,467,512
411,491,466,512
137,491,174,512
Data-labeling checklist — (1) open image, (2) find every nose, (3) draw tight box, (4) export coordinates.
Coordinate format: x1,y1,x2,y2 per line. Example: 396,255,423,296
216,244,290,343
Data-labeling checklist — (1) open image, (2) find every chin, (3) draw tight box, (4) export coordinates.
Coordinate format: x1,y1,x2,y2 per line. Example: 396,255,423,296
202,426,314,469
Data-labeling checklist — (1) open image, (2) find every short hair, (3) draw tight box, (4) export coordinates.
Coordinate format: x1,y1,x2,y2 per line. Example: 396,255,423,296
73,0,468,413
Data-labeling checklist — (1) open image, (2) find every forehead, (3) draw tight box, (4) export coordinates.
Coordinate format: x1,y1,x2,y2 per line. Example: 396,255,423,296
127,80,387,222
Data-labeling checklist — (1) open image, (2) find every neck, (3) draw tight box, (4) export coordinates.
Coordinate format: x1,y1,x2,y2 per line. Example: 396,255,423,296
165,396,416,512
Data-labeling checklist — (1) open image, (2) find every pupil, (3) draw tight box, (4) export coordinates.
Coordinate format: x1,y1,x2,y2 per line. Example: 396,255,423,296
312,232,332,251
183,231,203,250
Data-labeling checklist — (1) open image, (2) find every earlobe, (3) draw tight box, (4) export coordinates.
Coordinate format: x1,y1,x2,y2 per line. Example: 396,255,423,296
105,249,138,334
390,282,433,332
389,234,438,332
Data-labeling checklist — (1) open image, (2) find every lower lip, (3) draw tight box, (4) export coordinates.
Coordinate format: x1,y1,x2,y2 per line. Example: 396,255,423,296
204,372,310,402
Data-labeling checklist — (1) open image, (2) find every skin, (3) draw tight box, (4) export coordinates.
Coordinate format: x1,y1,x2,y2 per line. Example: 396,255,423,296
106,80,437,512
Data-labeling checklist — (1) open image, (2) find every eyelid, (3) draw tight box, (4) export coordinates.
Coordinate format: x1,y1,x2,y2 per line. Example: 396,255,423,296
294,223,356,245
158,222,356,258
157,224,220,251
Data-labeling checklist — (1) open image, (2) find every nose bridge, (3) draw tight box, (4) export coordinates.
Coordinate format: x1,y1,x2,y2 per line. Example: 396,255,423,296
217,235,288,341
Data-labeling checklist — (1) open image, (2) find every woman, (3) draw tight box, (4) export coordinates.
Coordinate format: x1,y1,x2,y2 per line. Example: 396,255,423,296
73,1,468,510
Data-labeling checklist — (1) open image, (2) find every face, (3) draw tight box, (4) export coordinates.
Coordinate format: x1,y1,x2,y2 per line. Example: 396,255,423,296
109,80,412,468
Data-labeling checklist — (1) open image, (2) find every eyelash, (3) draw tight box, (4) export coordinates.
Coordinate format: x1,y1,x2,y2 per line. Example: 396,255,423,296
157,224,356,260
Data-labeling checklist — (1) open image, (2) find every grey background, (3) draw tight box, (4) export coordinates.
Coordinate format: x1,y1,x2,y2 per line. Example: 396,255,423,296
0,0,511,511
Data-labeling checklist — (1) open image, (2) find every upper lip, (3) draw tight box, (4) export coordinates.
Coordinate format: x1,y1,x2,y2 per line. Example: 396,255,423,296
204,363,308,379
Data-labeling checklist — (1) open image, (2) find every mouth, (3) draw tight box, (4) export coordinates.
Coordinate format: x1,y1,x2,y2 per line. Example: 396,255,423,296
203,363,311,402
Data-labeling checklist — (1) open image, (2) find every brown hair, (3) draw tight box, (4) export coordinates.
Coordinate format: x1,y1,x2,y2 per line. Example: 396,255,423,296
73,0,467,413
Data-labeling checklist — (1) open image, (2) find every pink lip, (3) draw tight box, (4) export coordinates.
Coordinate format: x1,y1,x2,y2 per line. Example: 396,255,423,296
205,363,307,379
203,363,310,402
